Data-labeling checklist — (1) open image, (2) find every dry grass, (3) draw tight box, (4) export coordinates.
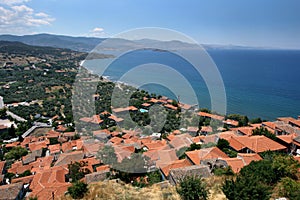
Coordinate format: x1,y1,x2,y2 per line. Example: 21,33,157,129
60,180,181,200
205,176,227,200
59,176,227,200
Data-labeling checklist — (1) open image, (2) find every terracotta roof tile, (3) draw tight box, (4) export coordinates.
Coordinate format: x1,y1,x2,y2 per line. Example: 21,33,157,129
0,182,24,200
237,153,262,165
48,144,61,154
235,135,287,153
198,112,224,121
54,151,84,166
222,158,245,173
160,159,192,177
185,147,229,165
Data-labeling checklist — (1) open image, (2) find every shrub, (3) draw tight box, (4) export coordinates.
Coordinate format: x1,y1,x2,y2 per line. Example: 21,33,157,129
68,181,88,199
176,175,208,200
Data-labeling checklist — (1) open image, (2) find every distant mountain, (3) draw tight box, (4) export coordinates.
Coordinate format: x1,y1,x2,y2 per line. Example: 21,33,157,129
0,33,271,53
0,34,104,52
0,40,76,55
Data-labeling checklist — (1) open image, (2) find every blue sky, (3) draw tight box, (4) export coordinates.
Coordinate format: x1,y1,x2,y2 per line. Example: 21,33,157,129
0,0,299,48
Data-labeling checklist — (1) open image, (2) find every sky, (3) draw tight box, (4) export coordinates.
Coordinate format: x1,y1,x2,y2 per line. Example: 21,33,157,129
0,0,299,49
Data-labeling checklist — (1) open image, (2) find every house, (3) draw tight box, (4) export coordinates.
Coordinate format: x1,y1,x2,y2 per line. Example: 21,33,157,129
198,112,224,121
48,144,61,158
230,135,287,153
169,165,211,185
22,149,43,165
160,159,192,180
200,126,213,135
169,134,193,151
11,175,34,185
164,104,178,111
112,106,138,114
187,126,199,136
232,126,256,136
185,147,229,165
29,166,71,200
84,169,110,184
277,134,300,154
223,119,239,127
80,115,103,124
237,153,262,165
0,182,25,200
216,153,262,173
219,158,245,173
54,151,84,167
153,149,178,168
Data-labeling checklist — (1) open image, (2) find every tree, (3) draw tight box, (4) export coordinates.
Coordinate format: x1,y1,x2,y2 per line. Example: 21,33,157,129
176,175,208,200
222,176,271,200
276,177,300,199
68,181,88,199
97,145,118,167
186,143,201,151
4,146,28,160
252,127,277,141
68,161,91,182
217,138,229,150
147,170,162,185
0,108,7,119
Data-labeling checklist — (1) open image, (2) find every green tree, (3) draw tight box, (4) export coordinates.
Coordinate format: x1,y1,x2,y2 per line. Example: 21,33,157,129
67,181,88,199
216,138,229,150
5,146,28,160
252,127,277,141
222,176,271,200
97,145,118,167
176,175,208,200
277,177,300,200
0,108,7,119
68,161,91,182
147,170,162,185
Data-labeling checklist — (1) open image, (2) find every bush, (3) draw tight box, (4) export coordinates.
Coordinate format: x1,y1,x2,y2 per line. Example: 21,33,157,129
176,175,208,200
68,181,88,199
277,177,300,199
4,146,28,160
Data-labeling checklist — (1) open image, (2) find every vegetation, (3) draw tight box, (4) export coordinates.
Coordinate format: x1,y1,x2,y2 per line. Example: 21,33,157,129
226,114,249,127
176,175,208,200
68,161,91,182
217,138,237,158
4,146,28,160
68,181,88,199
222,155,300,200
252,127,277,141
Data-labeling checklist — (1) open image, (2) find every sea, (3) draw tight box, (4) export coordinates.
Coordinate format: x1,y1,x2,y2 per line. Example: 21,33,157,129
83,49,300,121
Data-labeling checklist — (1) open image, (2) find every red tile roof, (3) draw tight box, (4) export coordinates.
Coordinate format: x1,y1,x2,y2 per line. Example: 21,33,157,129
198,112,224,121
185,147,229,165
29,140,48,151
29,166,70,200
109,137,123,145
112,106,138,113
48,144,61,154
11,175,34,184
234,135,287,153
160,159,192,177
222,158,245,173
54,151,84,166
237,153,262,165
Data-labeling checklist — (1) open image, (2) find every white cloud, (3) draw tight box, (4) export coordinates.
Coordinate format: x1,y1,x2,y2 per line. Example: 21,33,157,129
88,27,106,37
93,27,104,32
0,0,30,5
0,2,54,34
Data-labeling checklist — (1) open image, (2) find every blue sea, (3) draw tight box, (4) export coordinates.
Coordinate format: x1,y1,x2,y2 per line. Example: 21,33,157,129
84,49,300,120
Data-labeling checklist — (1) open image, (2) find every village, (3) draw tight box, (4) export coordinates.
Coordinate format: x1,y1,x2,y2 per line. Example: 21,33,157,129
1,90,300,200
